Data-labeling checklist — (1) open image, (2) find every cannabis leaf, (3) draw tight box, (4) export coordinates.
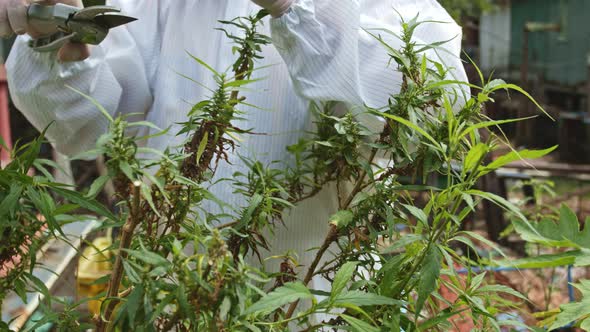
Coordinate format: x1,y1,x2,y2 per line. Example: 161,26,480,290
549,280,590,330
244,282,313,315
513,205,590,249
415,246,441,317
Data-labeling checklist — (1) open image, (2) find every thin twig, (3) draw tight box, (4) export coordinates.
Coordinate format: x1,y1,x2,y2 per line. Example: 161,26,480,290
284,132,386,320
284,225,339,319
341,148,378,208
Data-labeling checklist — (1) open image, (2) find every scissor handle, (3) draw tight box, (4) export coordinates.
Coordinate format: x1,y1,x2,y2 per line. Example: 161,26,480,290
28,32,75,52
27,3,79,36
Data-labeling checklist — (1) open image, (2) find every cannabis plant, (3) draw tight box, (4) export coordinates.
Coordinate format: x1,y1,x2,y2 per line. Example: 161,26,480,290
0,131,117,331
0,9,567,332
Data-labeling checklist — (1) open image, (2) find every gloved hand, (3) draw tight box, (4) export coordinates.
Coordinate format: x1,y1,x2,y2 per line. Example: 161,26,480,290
250,0,294,18
0,0,89,62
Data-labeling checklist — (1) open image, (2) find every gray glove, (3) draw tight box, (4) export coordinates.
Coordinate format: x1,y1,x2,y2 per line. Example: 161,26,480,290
0,0,89,62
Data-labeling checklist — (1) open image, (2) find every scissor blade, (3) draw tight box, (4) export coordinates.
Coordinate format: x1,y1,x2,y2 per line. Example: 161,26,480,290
73,6,119,20
92,15,137,29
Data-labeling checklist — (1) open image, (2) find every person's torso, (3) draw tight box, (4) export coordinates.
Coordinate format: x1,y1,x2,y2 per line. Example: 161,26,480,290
112,0,314,212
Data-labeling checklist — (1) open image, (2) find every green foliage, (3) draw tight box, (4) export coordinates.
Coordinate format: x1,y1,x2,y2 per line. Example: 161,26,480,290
245,282,313,315
513,205,590,249
415,247,441,318
549,280,590,330
0,133,113,310
508,205,590,329
438,0,494,20
1,8,558,332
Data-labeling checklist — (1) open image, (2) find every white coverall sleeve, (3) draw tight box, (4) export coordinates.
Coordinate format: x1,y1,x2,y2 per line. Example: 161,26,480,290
5,5,152,157
270,0,469,133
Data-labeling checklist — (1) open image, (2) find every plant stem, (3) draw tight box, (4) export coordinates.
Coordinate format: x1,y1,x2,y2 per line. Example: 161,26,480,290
394,144,490,299
341,148,378,208
97,182,141,332
284,224,339,319
284,131,383,320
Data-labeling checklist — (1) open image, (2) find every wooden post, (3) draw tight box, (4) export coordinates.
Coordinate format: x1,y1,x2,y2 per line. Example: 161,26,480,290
0,65,11,166
587,53,590,116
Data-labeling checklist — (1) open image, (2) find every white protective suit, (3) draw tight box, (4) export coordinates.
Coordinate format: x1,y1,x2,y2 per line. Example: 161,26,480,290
6,0,467,304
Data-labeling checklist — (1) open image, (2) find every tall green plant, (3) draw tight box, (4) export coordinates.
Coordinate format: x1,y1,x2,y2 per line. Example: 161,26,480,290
0,132,118,331
1,9,559,332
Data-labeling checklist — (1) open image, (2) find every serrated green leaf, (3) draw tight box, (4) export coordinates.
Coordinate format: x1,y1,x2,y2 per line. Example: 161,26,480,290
380,113,441,150
331,262,358,299
463,143,487,174
186,51,219,76
124,249,169,267
477,284,528,301
140,183,160,217
416,246,441,317
177,283,193,321
466,189,528,224
459,117,536,139
25,272,50,299
333,291,403,307
127,121,162,131
52,187,117,221
119,161,135,181
575,249,590,267
126,285,143,326
512,205,590,249
122,259,140,284
196,131,209,165
549,281,590,329
0,183,23,217
402,204,428,227
382,234,424,254
341,314,379,332
239,194,263,226
459,231,507,258
244,282,313,315
219,296,231,321
482,146,557,175
87,175,109,198
66,85,113,122
418,308,459,331
497,250,581,269
487,82,553,120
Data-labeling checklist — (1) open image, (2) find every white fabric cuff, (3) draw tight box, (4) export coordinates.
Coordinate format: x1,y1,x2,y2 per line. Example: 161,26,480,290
272,0,294,17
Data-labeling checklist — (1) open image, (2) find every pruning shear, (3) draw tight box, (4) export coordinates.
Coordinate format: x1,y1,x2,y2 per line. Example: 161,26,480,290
27,3,137,52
